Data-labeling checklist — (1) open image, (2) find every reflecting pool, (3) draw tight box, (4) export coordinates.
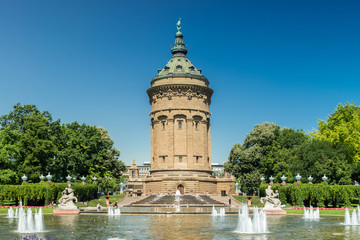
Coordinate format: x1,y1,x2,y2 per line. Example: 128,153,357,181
2,214,360,240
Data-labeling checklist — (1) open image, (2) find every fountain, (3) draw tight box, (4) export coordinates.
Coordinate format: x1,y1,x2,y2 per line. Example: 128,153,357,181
219,208,225,216
234,204,268,234
175,205,181,212
303,206,320,219
108,207,121,216
7,207,19,218
17,207,44,233
344,207,360,225
211,206,218,216
211,206,225,216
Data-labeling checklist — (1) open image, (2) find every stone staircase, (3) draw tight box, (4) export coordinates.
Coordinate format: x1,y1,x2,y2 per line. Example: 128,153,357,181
131,194,225,206
117,196,143,206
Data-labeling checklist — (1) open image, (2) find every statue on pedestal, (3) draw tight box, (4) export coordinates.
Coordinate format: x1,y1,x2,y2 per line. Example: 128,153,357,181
58,183,78,209
261,185,281,210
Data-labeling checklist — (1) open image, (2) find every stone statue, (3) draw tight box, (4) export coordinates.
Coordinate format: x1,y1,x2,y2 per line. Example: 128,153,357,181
261,185,281,210
58,183,78,209
177,18,181,31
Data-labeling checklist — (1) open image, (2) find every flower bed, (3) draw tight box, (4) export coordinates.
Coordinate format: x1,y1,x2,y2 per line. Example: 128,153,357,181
291,207,347,210
0,206,53,209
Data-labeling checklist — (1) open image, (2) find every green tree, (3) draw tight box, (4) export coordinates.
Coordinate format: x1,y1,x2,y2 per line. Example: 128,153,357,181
291,140,353,184
98,176,118,195
225,122,280,192
52,122,126,180
0,103,58,183
0,103,127,184
313,103,360,163
261,128,308,182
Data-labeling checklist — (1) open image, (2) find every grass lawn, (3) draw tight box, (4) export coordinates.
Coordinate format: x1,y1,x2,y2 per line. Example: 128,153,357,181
285,208,346,216
0,208,54,215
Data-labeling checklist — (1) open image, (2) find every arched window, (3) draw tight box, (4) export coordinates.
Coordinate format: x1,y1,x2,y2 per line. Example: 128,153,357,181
176,65,182,72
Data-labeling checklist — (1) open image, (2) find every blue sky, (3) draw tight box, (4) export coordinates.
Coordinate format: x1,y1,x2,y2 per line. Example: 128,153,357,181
0,1,359,166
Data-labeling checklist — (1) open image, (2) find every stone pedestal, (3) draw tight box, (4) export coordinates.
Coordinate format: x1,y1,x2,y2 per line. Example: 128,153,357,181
54,209,80,215
263,209,287,215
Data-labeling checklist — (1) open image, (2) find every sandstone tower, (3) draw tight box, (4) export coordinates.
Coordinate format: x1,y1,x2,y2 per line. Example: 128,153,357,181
143,20,234,195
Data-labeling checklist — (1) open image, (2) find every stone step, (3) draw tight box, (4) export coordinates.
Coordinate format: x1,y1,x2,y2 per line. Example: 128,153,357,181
132,195,226,206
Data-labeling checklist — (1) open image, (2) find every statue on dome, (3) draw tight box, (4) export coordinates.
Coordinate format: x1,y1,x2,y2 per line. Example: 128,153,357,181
177,18,181,31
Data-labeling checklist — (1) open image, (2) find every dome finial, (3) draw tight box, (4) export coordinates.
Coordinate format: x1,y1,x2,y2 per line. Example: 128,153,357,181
177,18,182,32
171,18,188,55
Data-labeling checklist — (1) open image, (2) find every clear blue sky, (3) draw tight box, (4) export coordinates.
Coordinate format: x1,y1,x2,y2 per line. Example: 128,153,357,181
1,1,359,166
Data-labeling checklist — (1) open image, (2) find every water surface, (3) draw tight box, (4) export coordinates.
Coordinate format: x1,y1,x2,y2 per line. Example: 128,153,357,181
1,214,360,239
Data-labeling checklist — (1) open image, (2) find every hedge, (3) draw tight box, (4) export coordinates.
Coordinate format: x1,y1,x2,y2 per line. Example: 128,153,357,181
0,183,97,206
259,183,360,207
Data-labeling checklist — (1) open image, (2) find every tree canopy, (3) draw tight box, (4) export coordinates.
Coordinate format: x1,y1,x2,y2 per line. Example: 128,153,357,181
226,103,360,192
313,103,360,163
225,122,280,192
0,103,126,184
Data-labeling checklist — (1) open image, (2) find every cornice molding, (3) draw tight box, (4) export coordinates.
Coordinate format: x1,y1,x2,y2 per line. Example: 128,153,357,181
147,84,213,104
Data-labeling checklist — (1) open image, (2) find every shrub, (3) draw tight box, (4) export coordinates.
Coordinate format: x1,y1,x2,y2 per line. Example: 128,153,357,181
259,183,360,207
0,183,97,206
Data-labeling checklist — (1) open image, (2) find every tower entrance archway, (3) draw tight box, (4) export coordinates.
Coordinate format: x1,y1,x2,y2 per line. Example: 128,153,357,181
177,184,184,195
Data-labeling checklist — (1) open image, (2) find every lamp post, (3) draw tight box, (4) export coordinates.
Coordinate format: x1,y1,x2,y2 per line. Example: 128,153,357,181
21,174,28,183
72,176,76,183
295,173,302,186
322,174,328,182
269,176,274,185
235,182,239,194
92,176,97,184
46,172,52,183
307,175,313,184
260,176,265,185
39,174,45,182
81,176,86,185
120,182,124,194
281,175,287,186
66,174,72,183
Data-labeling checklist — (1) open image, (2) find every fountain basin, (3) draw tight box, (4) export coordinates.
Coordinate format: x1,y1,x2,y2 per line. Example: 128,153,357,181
53,209,80,215
2,214,355,239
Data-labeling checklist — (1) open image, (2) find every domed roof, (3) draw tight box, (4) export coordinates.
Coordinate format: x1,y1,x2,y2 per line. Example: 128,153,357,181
152,19,208,83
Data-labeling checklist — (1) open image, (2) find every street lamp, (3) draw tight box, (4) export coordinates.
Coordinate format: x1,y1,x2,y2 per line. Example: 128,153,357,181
260,176,265,184
307,175,313,184
235,182,239,194
295,173,302,186
39,174,45,182
21,174,28,182
81,176,86,184
322,174,328,182
92,176,97,184
269,176,274,185
281,175,287,186
120,182,124,194
72,176,76,182
66,174,72,182
46,172,52,183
